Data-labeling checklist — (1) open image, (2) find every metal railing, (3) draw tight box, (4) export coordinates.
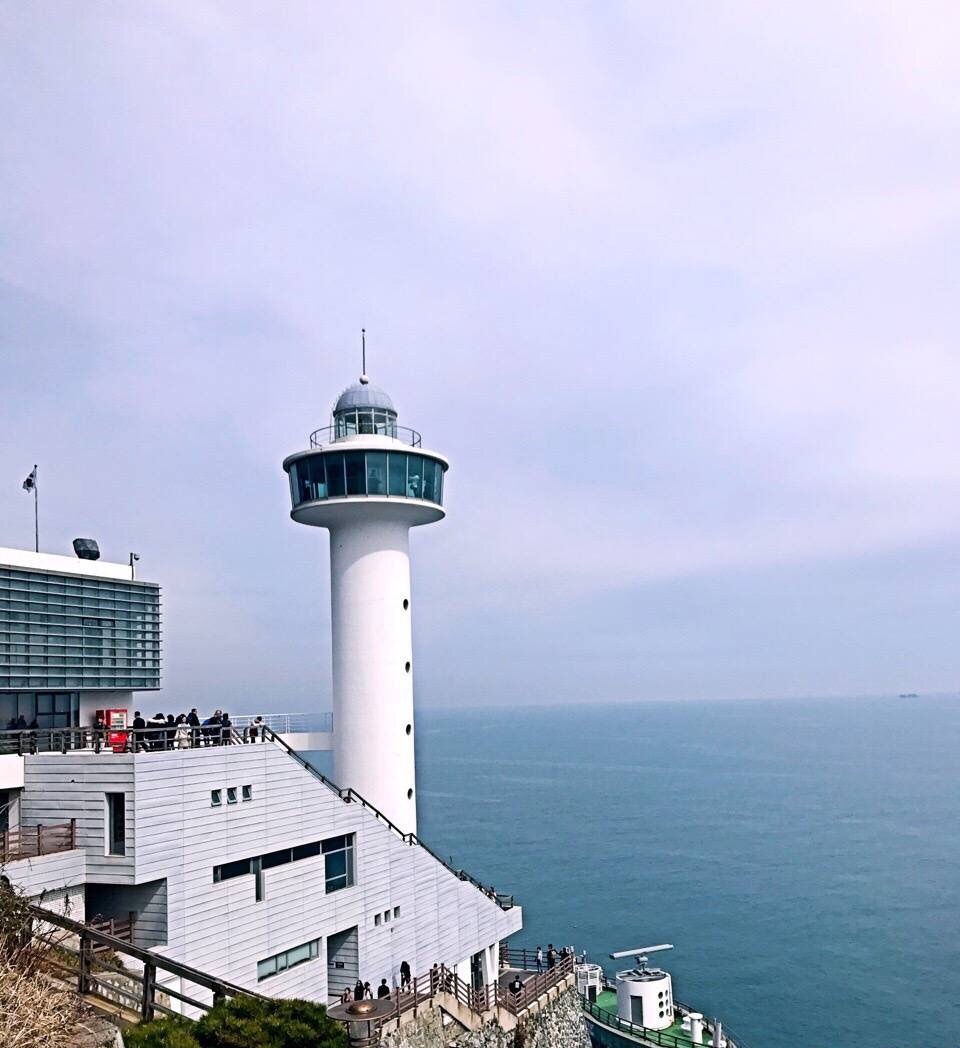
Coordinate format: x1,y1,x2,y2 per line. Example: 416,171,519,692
232,712,333,734
22,903,263,1021
310,424,422,448
261,726,515,911
0,819,76,862
582,996,749,1048
0,725,254,755
341,951,574,1035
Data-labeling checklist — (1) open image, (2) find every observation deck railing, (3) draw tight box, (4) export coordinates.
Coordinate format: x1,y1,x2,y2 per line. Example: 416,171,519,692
0,819,76,862
232,711,333,734
309,424,422,448
0,725,515,913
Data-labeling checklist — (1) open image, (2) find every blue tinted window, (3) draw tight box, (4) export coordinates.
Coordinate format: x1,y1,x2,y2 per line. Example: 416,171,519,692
422,459,436,502
406,456,423,498
367,452,387,495
388,454,407,496
436,464,443,504
345,452,365,495
325,453,346,497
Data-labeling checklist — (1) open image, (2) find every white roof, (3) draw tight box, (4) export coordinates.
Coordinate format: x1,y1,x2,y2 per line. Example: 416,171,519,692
0,546,143,582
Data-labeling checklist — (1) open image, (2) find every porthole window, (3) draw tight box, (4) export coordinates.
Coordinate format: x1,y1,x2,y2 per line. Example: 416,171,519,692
405,723,412,735
402,598,409,610
407,788,414,800
404,661,411,673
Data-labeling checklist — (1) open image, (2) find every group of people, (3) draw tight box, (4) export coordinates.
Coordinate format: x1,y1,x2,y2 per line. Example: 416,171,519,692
5,715,38,731
104,710,267,750
340,960,413,1003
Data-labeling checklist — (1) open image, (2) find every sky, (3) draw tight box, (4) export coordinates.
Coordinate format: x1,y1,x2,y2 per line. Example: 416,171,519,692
1,2,958,710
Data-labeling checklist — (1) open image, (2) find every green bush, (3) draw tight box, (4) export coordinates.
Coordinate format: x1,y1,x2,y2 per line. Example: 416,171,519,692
124,995,346,1048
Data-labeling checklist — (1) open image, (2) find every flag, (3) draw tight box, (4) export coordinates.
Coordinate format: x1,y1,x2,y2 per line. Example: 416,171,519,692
22,467,36,492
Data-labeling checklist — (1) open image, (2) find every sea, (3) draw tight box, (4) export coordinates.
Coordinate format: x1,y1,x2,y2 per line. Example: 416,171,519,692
310,694,960,1048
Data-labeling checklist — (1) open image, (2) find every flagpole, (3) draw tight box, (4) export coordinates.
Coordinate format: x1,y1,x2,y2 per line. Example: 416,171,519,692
33,464,38,553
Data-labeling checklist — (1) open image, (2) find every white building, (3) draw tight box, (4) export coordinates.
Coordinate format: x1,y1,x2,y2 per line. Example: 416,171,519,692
1,374,522,1008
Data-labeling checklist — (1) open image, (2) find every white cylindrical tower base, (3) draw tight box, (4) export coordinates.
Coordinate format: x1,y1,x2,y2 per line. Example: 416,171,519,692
330,510,418,834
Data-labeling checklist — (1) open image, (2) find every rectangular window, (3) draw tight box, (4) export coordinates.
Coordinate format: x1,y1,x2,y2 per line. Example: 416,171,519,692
227,787,238,804
406,455,424,498
393,906,400,918
262,847,292,870
344,451,365,495
213,857,252,882
323,833,355,893
388,453,407,496
242,785,252,802
211,790,222,806
257,938,320,982
325,453,346,497
366,452,387,495
106,793,125,856
374,913,381,927
422,460,436,502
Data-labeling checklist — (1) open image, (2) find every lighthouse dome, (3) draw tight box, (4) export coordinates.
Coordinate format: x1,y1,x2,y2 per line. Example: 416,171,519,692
334,378,396,416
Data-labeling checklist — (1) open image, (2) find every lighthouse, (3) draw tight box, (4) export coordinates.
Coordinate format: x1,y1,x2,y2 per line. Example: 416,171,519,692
282,371,448,835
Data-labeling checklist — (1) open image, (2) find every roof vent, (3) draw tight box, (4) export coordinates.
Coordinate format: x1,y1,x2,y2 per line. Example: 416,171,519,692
72,538,101,561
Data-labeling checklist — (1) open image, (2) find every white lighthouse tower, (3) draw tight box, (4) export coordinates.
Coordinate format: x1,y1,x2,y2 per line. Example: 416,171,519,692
282,370,447,835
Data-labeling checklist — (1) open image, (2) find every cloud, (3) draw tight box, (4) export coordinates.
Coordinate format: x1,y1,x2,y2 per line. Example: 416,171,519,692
0,1,957,704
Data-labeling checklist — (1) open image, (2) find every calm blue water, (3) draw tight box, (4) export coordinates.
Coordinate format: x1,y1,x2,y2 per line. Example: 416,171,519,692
312,695,960,1048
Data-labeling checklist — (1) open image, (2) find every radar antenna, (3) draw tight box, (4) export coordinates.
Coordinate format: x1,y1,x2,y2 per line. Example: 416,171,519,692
360,328,368,384
610,944,674,970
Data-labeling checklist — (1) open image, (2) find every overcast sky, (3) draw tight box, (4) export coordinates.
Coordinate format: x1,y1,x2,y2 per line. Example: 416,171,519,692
2,3,958,710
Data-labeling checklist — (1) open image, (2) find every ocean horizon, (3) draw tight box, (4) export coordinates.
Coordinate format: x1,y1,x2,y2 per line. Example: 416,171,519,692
310,692,959,1048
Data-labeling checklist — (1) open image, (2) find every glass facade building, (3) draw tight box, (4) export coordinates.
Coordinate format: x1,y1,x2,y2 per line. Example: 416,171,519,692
288,450,445,508
0,565,161,698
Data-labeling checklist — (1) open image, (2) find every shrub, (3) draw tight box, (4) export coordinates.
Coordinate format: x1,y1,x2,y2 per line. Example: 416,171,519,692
125,995,347,1048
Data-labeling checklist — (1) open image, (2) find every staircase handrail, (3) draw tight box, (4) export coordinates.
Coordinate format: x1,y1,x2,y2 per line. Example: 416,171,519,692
260,726,514,911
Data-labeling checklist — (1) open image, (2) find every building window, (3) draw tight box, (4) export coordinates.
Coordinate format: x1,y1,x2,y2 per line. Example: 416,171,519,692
211,790,222,806
227,787,238,804
323,834,355,894
383,909,390,923
213,857,252,882
106,793,125,856
242,785,252,801
374,913,381,927
256,938,320,982
393,906,400,918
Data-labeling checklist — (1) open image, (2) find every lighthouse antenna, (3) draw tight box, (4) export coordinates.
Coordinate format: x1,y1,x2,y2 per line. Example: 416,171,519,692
362,328,366,377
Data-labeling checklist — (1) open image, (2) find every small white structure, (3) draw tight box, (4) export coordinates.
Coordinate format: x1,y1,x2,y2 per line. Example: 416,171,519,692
283,375,448,836
575,961,604,1002
610,944,675,1031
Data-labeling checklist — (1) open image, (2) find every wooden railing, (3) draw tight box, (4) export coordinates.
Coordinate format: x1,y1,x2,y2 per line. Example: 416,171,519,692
23,904,262,1021
0,819,76,862
88,911,136,953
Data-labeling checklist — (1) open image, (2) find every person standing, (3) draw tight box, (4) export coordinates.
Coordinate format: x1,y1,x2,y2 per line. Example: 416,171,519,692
376,979,390,999
535,945,543,973
547,944,556,970
399,959,411,992
220,712,233,745
186,708,200,747
249,715,264,742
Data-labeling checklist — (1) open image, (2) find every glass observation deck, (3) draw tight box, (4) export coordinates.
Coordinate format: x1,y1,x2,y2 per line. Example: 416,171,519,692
288,449,445,508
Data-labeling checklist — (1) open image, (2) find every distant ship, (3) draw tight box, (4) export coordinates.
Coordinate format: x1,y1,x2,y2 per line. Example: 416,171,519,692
898,693,919,699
